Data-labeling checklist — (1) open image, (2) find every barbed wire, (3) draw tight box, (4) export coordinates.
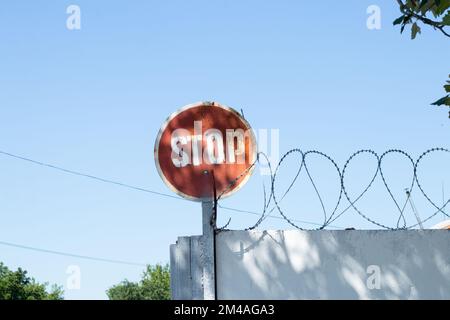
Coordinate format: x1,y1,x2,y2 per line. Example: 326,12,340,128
1,148,449,233
216,147,450,231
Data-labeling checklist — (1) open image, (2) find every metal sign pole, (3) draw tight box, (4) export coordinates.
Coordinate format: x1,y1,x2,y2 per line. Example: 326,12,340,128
202,200,216,300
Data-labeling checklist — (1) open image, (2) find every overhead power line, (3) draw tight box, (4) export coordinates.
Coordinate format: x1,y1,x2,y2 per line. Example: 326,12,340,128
218,205,344,229
0,150,181,200
0,149,339,228
0,240,146,267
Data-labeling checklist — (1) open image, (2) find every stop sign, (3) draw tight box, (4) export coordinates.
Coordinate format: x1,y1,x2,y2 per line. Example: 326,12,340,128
154,101,257,201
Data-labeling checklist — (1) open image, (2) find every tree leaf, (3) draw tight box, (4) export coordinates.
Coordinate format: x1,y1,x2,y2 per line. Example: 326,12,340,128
393,15,405,25
419,0,430,10
434,0,450,15
442,11,450,25
431,95,450,106
420,0,434,14
411,22,421,38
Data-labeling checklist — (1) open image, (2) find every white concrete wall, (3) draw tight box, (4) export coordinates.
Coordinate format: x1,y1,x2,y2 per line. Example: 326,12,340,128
216,230,450,300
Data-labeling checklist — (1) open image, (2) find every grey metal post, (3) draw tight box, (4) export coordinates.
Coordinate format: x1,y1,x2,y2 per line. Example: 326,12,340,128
202,200,216,300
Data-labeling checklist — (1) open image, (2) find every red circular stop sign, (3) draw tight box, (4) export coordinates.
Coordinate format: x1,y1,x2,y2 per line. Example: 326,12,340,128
154,101,257,201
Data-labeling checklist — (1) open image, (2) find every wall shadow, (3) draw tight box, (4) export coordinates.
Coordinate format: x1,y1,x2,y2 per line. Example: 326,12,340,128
215,229,450,299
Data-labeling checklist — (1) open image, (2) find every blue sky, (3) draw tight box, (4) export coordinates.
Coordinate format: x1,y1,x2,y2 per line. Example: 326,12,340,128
0,0,449,299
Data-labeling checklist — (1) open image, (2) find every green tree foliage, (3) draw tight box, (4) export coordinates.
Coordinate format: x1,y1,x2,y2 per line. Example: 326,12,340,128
107,264,170,300
394,0,450,38
394,0,450,116
430,74,450,111
0,262,63,300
